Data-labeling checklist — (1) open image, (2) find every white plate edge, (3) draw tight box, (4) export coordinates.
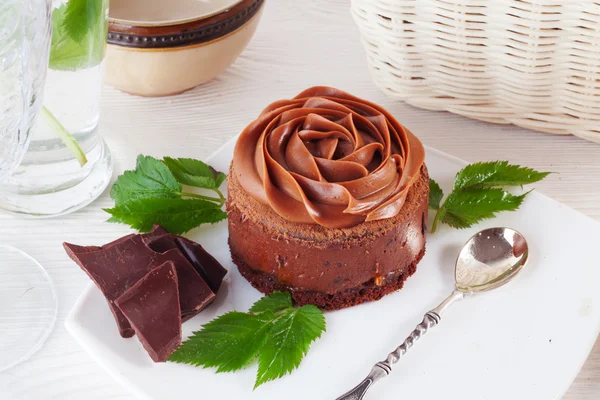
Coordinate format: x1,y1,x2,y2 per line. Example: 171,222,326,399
65,283,152,400
63,138,600,399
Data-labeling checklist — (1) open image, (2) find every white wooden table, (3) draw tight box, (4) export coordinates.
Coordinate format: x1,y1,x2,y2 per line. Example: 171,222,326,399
1,0,599,398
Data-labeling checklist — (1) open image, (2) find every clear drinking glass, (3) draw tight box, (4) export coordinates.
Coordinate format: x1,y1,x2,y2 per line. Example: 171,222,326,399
0,0,112,216
0,0,58,371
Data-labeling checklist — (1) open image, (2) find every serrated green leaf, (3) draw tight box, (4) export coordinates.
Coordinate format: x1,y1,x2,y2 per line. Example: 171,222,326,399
441,188,528,229
136,155,181,189
215,172,227,188
106,154,227,233
453,161,551,191
429,179,443,210
250,292,293,314
110,155,181,205
49,0,107,71
104,198,227,234
430,160,549,233
168,293,326,389
106,216,121,224
255,305,326,388
163,157,225,189
169,311,275,372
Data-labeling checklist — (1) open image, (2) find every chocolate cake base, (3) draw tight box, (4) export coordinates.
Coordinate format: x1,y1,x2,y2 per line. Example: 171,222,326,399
232,244,424,310
227,165,429,310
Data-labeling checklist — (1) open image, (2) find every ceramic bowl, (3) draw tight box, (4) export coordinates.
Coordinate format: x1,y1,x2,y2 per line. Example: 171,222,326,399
106,0,264,96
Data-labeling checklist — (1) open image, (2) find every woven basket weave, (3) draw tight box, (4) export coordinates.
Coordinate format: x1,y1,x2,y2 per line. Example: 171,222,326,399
351,0,600,144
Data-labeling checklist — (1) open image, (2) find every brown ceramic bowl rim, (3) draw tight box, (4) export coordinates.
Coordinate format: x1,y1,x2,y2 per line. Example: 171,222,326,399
108,0,264,49
110,0,241,27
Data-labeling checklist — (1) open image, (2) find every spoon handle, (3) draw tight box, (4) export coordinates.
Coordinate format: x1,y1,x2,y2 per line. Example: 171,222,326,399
336,290,464,400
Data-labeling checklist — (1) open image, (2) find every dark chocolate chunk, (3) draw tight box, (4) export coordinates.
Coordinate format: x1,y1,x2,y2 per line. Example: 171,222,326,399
64,235,214,337
144,225,169,237
139,225,168,247
141,226,227,293
115,262,181,363
167,250,215,322
65,233,137,254
175,237,227,292
142,233,178,254
140,230,217,321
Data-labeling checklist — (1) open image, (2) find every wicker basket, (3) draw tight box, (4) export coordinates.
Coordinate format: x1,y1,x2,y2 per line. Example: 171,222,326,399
351,0,600,144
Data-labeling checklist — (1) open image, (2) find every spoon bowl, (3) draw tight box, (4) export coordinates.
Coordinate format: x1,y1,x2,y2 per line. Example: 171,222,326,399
455,227,528,293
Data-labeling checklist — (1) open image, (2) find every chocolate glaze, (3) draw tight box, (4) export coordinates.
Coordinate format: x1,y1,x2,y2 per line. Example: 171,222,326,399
115,262,181,362
232,86,426,228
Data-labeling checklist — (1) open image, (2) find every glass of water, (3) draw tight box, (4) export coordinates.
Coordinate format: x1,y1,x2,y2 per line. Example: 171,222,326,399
0,0,58,372
0,0,112,216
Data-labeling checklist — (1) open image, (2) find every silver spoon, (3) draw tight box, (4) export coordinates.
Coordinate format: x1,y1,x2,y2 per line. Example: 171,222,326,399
336,227,529,400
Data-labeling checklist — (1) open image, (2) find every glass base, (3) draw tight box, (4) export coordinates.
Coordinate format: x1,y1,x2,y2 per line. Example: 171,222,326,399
0,245,57,372
0,137,112,217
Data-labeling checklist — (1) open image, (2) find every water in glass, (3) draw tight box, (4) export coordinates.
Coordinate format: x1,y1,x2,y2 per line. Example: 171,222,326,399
0,0,112,217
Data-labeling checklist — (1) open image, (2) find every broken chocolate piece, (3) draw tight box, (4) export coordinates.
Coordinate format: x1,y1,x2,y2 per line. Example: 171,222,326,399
142,225,227,293
141,225,227,292
140,225,168,244
175,237,227,292
64,235,215,337
142,233,178,254
115,262,181,363
64,233,137,254
144,234,227,293
142,228,220,319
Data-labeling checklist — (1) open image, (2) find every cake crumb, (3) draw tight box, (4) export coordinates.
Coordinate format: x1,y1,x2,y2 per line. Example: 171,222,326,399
276,255,288,269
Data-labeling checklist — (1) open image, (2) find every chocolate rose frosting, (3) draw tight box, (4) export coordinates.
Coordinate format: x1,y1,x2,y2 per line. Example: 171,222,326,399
232,86,426,229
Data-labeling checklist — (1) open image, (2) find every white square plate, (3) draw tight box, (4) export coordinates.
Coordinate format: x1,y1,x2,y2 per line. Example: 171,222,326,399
66,137,600,400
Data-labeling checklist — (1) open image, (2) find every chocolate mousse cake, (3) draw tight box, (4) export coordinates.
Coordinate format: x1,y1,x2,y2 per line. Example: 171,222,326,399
227,86,428,310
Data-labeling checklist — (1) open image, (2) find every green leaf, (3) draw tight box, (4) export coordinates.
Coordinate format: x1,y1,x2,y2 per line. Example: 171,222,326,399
163,157,226,189
441,188,528,229
105,154,227,233
63,0,102,42
110,155,181,205
250,292,293,314
49,0,107,71
169,311,275,372
215,172,227,188
104,198,227,234
429,179,443,210
453,161,551,191
168,292,326,389
255,305,326,388
430,160,550,233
